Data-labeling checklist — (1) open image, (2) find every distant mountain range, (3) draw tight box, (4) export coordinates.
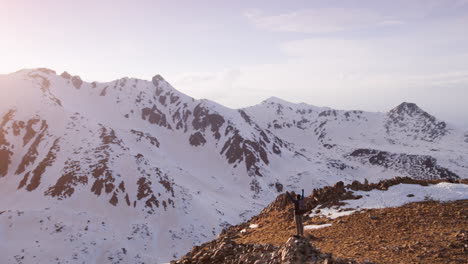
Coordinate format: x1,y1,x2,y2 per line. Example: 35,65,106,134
0,68,466,263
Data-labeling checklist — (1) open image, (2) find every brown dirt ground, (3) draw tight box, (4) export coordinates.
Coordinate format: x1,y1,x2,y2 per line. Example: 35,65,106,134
235,200,468,264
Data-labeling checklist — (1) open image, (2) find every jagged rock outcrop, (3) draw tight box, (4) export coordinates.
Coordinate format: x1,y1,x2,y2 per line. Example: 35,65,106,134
254,181,361,221
172,236,369,264
278,236,369,264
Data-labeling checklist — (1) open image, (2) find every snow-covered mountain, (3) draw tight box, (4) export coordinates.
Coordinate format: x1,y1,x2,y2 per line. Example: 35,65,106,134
0,68,466,263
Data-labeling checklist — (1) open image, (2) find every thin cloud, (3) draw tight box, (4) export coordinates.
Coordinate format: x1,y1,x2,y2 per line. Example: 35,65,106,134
244,8,403,33
169,16,468,126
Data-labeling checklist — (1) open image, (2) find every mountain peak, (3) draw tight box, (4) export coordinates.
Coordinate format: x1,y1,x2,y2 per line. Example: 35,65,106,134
389,102,436,119
60,71,72,79
59,71,83,89
386,102,448,141
393,102,422,114
262,96,298,107
389,102,438,121
152,74,166,87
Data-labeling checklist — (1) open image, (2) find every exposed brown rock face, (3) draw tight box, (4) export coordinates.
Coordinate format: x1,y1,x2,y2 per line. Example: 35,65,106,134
90,155,114,197
137,177,159,210
15,120,49,175
45,160,88,199
109,192,118,206
22,118,40,146
220,131,269,177
40,121,174,212
159,95,167,106
60,71,82,89
141,105,168,127
192,104,225,140
99,86,108,96
131,129,160,147
189,132,206,146
173,107,192,132
89,126,127,198
44,125,124,201
349,149,459,180
17,172,30,189
25,138,60,191
221,131,244,164
71,76,83,89
170,94,180,104
0,110,15,177
60,71,71,79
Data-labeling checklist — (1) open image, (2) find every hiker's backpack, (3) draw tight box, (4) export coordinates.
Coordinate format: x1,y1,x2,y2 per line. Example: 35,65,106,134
298,199,306,214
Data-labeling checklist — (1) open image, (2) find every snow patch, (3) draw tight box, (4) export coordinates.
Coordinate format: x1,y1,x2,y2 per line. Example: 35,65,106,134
310,183,468,219
304,224,332,230
249,224,259,229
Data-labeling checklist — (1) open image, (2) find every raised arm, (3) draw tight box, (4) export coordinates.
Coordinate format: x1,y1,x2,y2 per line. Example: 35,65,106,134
301,189,304,199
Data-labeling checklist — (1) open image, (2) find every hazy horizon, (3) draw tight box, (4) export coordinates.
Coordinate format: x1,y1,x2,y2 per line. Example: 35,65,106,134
1,0,467,128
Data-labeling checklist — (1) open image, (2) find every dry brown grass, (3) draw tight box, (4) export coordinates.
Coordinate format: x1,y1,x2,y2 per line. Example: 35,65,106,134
236,200,468,264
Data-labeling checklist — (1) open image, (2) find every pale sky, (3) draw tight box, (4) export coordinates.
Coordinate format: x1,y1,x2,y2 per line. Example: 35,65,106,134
1,0,467,128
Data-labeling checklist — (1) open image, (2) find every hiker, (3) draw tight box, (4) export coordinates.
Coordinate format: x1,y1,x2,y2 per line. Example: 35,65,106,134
286,189,305,237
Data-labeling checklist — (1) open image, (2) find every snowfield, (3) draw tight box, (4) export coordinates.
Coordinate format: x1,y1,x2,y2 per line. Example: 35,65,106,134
0,68,467,263
309,183,468,219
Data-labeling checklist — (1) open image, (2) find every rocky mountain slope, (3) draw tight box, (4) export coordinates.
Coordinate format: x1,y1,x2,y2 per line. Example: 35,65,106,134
174,178,468,264
0,68,467,263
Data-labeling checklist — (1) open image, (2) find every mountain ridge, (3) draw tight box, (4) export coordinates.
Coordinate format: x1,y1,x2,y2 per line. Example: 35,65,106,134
3,68,439,115
0,67,467,263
